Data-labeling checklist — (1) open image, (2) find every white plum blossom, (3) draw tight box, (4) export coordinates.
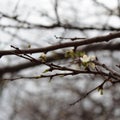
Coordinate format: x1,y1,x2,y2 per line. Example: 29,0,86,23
90,55,96,61
80,55,90,63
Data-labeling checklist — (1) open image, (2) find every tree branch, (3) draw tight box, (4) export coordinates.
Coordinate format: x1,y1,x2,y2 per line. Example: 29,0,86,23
0,31,120,57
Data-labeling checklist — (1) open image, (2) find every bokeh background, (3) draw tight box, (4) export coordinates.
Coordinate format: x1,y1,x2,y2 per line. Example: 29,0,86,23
0,0,120,120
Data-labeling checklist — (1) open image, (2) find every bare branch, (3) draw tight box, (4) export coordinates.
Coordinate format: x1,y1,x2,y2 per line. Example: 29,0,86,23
0,31,120,57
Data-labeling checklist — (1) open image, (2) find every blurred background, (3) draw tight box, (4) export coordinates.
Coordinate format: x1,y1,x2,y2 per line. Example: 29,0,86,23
0,0,120,120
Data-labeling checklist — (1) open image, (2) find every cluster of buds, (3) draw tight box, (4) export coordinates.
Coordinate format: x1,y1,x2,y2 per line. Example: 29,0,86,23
39,53,46,62
65,49,96,69
65,49,74,58
80,54,96,69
